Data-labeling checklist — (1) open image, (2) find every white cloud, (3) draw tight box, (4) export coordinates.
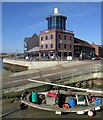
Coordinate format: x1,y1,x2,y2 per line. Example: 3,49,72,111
25,21,45,29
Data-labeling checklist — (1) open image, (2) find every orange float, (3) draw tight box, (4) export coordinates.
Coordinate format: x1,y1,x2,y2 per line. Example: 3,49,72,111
63,104,70,109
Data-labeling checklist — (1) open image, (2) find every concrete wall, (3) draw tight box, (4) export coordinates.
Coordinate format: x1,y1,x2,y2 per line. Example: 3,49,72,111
4,63,28,72
3,58,71,70
63,72,102,85
40,30,56,51
3,58,87,70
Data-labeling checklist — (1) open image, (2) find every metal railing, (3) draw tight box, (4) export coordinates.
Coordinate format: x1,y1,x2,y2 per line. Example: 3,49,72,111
40,29,73,34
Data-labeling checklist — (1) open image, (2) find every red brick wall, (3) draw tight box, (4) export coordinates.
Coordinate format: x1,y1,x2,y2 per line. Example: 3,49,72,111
91,43,101,57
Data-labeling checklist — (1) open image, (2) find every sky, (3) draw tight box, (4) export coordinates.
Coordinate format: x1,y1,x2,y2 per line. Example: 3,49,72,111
2,2,101,53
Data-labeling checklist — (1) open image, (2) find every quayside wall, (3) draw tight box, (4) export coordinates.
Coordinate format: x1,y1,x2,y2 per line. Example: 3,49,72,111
3,58,83,71
4,63,28,72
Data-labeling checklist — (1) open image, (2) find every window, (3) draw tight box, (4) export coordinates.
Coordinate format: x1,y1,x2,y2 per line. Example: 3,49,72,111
64,44,66,48
62,18,66,30
58,34,61,39
46,44,48,48
70,36,72,40
24,42,27,47
45,36,48,40
64,35,66,40
51,44,53,48
41,37,43,40
24,48,27,51
52,17,56,29
50,34,53,39
56,17,60,29
69,52,72,56
41,45,43,49
70,45,72,49
58,44,61,48
49,18,52,29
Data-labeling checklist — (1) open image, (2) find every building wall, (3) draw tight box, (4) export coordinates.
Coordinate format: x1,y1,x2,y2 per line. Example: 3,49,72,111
74,38,95,59
39,29,74,58
91,43,103,57
39,30,56,52
56,31,74,57
100,46,103,57
24,34,39,52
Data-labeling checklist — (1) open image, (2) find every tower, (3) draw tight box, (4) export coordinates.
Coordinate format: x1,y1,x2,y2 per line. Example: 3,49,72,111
39,8,74,60
46,8,67,30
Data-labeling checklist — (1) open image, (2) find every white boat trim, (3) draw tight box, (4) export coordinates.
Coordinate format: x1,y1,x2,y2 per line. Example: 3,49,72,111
28,79,103,94
76,111,85,115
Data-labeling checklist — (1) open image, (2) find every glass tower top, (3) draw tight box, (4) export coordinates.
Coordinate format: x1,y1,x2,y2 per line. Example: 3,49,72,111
46,8,67,30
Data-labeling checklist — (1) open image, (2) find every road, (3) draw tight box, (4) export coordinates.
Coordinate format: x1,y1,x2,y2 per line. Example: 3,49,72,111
2,60,102,90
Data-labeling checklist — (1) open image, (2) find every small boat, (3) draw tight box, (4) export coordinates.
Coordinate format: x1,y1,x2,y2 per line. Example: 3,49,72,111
20,79,103,117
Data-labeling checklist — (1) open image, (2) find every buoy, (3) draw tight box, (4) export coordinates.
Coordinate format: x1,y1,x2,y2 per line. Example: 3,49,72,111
95,106,100,111
47,92,57,98
94,98,102,105
91,97,96,102
68,97,76,108
55,111,62,115
63,104,70,109
88,110,94,117
32,92,38,103
77,111,85,115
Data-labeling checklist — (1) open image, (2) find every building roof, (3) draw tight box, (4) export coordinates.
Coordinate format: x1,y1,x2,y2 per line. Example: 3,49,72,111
46,8,67,19
91,42,103,48
74,37,94,48
24,33,39,43
27,47,40,53
24,33,39,51
46,13,67,20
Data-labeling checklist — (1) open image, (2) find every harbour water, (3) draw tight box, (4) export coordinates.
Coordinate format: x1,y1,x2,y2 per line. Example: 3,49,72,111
0,57,13,78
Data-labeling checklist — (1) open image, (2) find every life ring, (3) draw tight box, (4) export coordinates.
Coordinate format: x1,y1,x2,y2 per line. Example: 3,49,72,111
88,110,94,117
63,104,70,109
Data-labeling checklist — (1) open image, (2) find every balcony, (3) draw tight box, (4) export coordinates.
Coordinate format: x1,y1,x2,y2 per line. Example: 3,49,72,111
40,29,54,34
63,30,73,34
40,29,73,34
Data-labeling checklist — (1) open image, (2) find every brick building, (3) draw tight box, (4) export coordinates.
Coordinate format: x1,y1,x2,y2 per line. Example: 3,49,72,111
24,8,101,60
91,42,103,57
39,8,74,60
24,33,39,53
24,33,39,58
74,38,95,59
